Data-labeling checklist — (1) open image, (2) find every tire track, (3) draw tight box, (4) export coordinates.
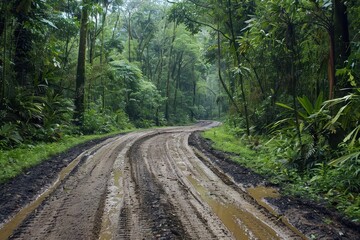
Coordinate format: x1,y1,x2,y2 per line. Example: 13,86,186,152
7,134,136,240
125,133,190,239
1,122,307,240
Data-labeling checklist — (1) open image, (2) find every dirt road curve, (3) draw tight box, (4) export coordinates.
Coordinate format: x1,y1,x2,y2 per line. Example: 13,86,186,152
1,122,306,239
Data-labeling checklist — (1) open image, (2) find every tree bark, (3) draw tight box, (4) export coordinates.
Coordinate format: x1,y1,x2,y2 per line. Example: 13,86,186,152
217,26,241,117
128,11,132,62
165,21,176,121
173,52,183,112
227,0,250,136
334,0,351,94
13,0,34,87
100,2,109,64
334,0,350,66
328,28,335,99
74,0,89,126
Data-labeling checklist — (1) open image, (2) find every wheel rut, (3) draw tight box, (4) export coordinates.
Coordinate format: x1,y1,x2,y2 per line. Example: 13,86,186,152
0,122,307,240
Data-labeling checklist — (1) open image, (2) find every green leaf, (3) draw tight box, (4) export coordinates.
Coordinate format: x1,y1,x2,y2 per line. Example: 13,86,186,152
276,102,294,111
330,151,360,166
297,96,313,115
314,92,324,111
343,125,360,147
330,103,349,125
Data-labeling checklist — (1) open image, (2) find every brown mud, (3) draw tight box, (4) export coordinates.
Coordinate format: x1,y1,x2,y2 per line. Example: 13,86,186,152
0,122,359,239
0,136,117,224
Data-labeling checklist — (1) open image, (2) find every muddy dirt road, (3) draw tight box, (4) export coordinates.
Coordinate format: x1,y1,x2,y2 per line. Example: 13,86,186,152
1,122,357,239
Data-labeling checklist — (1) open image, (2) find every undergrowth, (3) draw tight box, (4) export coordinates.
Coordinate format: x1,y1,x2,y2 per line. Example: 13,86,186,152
202,124,360,222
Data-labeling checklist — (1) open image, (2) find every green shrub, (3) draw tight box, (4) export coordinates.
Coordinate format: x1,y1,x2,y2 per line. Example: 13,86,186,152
82,103,132,134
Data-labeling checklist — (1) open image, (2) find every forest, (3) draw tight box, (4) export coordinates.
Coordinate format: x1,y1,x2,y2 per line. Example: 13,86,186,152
0,0,359,222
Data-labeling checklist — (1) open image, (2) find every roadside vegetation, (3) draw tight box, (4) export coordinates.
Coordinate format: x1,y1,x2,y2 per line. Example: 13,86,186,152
0,129,134,184
0,1,221,182
203,122,360,222
1,0,359,224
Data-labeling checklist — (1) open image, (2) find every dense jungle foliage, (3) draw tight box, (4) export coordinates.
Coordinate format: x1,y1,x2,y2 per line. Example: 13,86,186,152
0,0,359,221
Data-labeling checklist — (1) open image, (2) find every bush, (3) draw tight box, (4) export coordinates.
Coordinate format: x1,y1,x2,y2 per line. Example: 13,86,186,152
82,103,132,134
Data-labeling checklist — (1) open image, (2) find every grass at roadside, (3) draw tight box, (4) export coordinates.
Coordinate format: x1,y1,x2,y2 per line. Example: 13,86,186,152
202,125,287,181
0,129,133,184
202,124,360,222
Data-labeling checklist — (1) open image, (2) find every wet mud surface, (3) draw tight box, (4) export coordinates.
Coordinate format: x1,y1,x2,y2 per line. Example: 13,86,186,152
0,136,116,224
0,122,359,239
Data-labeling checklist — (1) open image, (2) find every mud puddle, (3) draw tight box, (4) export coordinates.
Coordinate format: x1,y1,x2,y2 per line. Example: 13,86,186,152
247,186,280,215
188,175,282,239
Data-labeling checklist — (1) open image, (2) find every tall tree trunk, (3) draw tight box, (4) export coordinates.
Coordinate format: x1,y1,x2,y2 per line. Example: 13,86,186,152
328,28,335,99
287,20,303,146
112,12,120,40
217,26,241,116
173,52,183,112
146,46,152,80
334,0,350,66
156,49,163,88
191,66,196,121
165,21,176,121
13,0,34,87
89,14,97,65
227,0,250,136
100,2,109,64
154,49,163,126
0,4,7,106
128,11,132,62
334,0,351,94
74,0,89,126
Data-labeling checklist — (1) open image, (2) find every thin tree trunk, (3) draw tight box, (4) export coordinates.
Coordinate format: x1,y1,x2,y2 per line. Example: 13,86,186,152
334,0,350,66
156,49,163,88
243,56,265,98
128,11,131,62
147,46,151,80
191,66,196,121
0,5,7,106
100,3,109,64
173,52,183,112
89,14,97,65
227,0,250,136
217,26,241,115
13,0,33,87
74,0,89,126
292,59,302,146
165,21,176,121
328,28,335,99
112,12,120,40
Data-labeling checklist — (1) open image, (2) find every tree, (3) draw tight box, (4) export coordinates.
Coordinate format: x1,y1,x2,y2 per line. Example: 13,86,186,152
74,0,90,125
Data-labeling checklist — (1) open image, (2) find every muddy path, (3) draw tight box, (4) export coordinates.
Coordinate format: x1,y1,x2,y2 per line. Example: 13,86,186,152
0,121,358,239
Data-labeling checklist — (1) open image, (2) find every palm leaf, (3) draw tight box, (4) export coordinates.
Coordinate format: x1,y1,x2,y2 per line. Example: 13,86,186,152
276,102,294,111
330,151,360,166
297,95,314,115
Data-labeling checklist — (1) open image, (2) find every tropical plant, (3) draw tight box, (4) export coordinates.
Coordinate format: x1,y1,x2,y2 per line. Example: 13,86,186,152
273,93,331,169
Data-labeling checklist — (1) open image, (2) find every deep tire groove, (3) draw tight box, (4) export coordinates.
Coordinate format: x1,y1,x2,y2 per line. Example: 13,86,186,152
127,134,191,239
